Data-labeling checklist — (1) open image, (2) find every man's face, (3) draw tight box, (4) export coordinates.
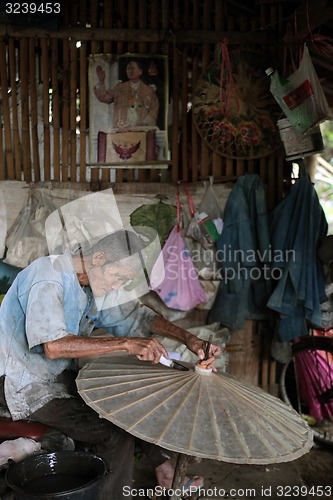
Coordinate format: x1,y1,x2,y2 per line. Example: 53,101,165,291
126,62,142,82
88,263,136,297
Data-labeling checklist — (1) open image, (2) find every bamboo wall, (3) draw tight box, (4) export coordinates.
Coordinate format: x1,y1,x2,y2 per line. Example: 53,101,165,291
0,0,292,207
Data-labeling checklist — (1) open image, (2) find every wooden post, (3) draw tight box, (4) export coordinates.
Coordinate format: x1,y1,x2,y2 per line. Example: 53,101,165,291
51,38,61,182
70,39,77,181
9,39,22,180
20,38,31,182
41,37,51,181
62,38,70,182
0,40,15,179
28,38,41,182
79,42,87,183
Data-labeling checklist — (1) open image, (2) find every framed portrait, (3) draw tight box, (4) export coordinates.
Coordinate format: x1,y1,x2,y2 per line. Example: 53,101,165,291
89,53,169,167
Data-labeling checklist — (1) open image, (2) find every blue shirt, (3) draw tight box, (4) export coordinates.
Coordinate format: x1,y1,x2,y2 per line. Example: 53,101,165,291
0,253,156,420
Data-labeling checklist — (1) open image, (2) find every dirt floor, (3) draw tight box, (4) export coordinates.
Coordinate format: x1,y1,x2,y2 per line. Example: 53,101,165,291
133,443,333,499
0,441,332,499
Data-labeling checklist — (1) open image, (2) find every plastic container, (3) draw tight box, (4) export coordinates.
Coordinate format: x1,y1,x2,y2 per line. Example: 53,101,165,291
277,118,324,161
5,451,106,500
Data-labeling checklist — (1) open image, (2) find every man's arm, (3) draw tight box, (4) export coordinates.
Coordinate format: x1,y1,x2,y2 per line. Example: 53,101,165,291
44,334,167,363
150,316,221,371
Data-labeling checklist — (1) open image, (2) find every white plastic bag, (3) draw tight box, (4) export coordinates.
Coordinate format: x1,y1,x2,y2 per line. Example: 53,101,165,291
5,188,57,268
0,437,41,466
269,44,332,134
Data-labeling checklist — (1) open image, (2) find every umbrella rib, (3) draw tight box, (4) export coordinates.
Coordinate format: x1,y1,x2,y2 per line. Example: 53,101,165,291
217,383,309,447
126,377,199,436
79,373,182,394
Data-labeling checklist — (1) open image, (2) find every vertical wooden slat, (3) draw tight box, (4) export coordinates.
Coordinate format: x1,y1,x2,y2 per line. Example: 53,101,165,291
0,41,15,179
171,1,180,183
181,50,189,181
200,0,212,180
138,0,148,182
190,0,200,183
9,39,22,180
62,39,70,182
0,100,4,179
212,0,224,179
128,0,136,54
20,38,31,182
28,39,40,182
51,38,61,181
102,0,113,184
70,39,77,181
126,0,137,182
41,38,51,181
79,42,87,182
80,0,86,26
89,0,102,188
150,0,159,54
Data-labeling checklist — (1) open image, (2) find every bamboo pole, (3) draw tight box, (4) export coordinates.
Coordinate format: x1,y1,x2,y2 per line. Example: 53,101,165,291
20,38,32,182
0,101,4,179
181,49,188,181
28,38,41,182
62,38,70,182
9,38,22,180
70,39,77,181
41,37,51,181
212,0,224,179
200,0,212,180
191,0,199,183
102,0,113,184
90,0,103,188
79,41,87,182
171,1,180,183
138,0,148,182
0,25,271,45
0,40,15,179
51,38,61,181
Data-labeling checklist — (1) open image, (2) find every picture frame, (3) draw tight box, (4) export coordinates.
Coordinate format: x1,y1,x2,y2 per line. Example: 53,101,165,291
89,53,169,167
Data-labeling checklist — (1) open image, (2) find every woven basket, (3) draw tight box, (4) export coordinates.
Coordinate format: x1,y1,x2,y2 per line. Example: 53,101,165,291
192,50,282,159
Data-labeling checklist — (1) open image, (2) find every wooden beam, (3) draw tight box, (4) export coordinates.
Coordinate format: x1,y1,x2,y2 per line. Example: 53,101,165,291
0,25,272,44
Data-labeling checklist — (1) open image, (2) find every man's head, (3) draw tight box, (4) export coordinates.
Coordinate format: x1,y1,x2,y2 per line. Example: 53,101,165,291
126,60,143,83
75,230,145,296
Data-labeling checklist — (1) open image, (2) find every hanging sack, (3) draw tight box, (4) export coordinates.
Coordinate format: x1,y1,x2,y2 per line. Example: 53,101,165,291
268,44,332,134
183,180,223,249
4,187,57,268
150,189,208,311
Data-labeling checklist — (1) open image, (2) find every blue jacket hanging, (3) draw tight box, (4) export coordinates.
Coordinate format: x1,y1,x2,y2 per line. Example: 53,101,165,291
267,176,328,341
209,174,272,330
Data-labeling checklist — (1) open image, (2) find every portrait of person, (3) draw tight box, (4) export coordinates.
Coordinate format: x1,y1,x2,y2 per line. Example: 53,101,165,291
89,54,168,169
94,58,159,129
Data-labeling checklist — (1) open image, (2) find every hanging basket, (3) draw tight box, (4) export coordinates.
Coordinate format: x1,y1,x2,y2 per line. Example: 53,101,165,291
192,49,282,160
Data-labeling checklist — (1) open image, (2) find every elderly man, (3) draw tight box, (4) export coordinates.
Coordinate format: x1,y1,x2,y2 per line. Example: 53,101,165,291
94,59,159,128
0,229,218,499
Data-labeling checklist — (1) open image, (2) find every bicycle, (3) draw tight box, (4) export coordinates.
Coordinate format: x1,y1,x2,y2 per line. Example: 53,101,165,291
279,332,333,446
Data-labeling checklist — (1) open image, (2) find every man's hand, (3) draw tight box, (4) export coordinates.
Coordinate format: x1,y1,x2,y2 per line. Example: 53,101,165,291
185,336,221,372
126,337,168,364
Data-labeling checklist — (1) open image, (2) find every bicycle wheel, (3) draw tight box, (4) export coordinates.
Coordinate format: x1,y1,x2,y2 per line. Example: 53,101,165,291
280,335,333,446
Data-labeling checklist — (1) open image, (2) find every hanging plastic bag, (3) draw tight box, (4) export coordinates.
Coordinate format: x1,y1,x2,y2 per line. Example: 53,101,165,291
150,189,208,311
267,44,332,134
4,187,57,268
183,180,223,249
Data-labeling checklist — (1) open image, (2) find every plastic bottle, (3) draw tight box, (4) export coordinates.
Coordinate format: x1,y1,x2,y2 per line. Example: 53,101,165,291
266,66,316,134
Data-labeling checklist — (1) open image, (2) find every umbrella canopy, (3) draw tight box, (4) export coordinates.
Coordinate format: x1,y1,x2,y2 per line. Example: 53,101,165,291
76,354,312,464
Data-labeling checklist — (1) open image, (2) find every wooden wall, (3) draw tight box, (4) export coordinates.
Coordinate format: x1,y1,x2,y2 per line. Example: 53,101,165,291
0,0,293,207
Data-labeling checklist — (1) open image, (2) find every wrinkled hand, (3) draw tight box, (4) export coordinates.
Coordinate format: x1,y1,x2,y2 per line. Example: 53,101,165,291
186,336,221,372
126,337,168,364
